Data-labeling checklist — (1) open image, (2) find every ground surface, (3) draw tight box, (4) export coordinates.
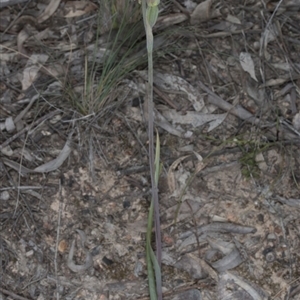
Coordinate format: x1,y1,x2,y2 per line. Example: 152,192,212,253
1,0,300,299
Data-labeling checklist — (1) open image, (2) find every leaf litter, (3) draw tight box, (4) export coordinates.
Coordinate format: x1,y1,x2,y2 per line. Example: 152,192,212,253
0,0,300,299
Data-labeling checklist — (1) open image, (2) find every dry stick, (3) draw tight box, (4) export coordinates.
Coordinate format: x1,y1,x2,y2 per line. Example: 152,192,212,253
153,85,180,110
198,80,300,140
0,0,32,34
198,80,259,124
0,287,31,300
0,0,29,9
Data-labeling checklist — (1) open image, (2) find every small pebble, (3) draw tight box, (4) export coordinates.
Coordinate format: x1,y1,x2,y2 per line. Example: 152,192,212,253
267,233,277,240
25,250,34,257
0,191,9,201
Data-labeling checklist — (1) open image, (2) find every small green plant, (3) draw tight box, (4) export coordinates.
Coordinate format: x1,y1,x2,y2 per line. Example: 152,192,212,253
239,149,261,179
235,138,268,179
65,1,144,115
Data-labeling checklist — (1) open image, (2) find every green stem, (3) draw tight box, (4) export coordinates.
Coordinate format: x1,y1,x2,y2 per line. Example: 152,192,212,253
142,1,162,299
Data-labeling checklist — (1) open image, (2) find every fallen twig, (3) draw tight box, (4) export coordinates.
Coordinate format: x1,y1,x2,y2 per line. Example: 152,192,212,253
198,80,300,141
0,287,31,300
0,110,60,151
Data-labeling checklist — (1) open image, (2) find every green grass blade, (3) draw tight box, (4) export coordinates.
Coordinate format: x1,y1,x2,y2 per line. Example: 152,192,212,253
146,131,162,300
154,130,160,184
149,233,162,296
153,131,162,289
142,0,162,298
146,200,157,300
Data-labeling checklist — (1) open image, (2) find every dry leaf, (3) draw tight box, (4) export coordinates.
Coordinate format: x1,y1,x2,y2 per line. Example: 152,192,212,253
167,155,190,194
190,0,212,24
195,159,206,174
34,139,72,173
161,108,227,130
156,13,188,29
293,112,300,131
207,113,227,132
17,27,29,55
261,78,289,87
21,54,49,91
153,72,205,111
260,25,278,60
64,1,98,18
58,239,68,253
2,157,32,175
155,110,187,137
226,14,241,24
209,21,238,32
218,271,268,300
210,246,243,272
38,0,61,23
239,52,258,82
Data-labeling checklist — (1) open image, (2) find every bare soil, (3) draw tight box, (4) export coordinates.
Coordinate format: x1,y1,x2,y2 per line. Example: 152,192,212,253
1,0,300,299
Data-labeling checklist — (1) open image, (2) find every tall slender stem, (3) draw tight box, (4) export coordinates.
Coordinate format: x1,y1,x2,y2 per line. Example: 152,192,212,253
142,1,162,299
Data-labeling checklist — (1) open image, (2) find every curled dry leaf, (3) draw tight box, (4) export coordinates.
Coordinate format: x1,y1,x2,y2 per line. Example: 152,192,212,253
207,237,234,255
64,1,98,18
218,271,268,300
167,155,190,194
190,0,212,25
67,230,93,273
38,0,61,23
210,246,243,272
2,157,33,176
17,27,30,55
34,139,72,173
